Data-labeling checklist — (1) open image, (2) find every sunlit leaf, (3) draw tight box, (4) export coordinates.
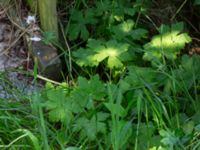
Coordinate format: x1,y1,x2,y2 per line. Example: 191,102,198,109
111,20,147,41
73,39,130,69
73,48,98,67
111,20,135,40
143,22,191,65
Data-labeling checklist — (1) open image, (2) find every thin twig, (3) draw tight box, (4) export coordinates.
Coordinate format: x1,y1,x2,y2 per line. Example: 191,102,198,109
59,21,73,79
37,74,61,85
171,0,188,21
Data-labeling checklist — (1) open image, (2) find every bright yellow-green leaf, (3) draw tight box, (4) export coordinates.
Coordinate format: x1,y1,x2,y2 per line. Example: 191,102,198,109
73,39,130,69
143,22,192,65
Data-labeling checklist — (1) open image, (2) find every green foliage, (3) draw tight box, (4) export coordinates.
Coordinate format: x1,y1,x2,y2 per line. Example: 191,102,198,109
159,129,180,149
3,0,200,149
73,112,108,140
104,102,126,117
132,122,157,149
94,0,138,21
44,82,73,125
42,32,57,44
43,75,106,127
73,39,130,69
65,0,149,41
123,65,166,89
143,22,191,66
111,20,148,41
66,8,97,40
95,0,111,16
194,0,200,5
164,55,200,93
15,129,42,150
71,75,106,112
31,1,200,149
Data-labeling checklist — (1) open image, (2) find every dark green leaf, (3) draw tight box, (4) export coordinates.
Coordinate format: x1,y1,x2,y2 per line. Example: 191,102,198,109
130,28,148,40
124,66,166,89
44,83,73,125
66,9,97,40
194,0,200,5
73,112,108,140
71,75,106,112
104,102,126,117
159,129,180,146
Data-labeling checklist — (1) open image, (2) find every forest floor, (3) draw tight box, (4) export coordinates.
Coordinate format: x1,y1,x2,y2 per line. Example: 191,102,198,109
0,7,40,99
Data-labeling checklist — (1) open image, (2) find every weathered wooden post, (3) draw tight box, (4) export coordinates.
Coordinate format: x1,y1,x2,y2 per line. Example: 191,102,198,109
1,0,62,80
38,0,59,41
28,0,62,80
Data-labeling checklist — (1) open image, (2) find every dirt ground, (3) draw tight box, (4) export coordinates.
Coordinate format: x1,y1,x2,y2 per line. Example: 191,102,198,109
0,6,40,99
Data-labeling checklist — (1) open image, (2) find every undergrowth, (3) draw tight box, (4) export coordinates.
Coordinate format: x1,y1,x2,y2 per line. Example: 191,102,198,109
1,0,200,149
